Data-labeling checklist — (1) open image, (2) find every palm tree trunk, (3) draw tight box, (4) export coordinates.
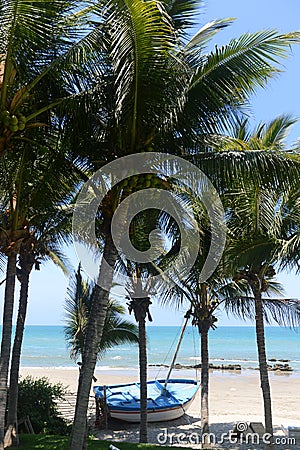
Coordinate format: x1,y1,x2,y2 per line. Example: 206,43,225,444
254,289,274,450
68,235,117,450
6,256,33,446
200,326,210,447
0,254,17,450
139,318,147,443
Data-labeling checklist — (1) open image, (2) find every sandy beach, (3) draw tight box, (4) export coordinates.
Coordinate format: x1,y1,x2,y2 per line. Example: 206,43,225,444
19,366,300,448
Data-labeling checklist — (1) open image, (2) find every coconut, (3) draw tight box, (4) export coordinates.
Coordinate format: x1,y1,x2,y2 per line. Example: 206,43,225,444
10,115,18,126
9,124,18,133
18,123,25,131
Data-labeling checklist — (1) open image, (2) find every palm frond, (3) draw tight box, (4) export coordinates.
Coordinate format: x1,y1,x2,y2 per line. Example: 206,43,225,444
47,250,71,276
162,0,200,32
184,18,234,56
225,296,300,330
178,30,300,135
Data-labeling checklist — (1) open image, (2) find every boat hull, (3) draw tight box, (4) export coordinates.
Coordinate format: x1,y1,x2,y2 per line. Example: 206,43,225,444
109,395,196,422
94,379,199,423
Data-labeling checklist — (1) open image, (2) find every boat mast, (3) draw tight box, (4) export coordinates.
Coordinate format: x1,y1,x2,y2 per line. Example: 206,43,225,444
162,312,190,393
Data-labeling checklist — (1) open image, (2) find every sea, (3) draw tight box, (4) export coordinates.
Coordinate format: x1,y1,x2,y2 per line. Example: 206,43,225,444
1,325,299,373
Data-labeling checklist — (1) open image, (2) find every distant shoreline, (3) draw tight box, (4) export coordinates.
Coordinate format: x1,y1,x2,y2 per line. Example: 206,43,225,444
19,365,300,378
18,359,300,374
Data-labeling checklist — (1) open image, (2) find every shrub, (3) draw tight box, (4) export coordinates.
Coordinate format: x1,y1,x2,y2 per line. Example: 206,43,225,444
15,376,70,435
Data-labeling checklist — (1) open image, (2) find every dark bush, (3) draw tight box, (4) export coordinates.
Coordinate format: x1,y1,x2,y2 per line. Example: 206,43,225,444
14,376,70,435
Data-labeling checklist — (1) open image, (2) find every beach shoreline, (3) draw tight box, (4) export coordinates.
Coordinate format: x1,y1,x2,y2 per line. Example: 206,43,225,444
19,366,300,428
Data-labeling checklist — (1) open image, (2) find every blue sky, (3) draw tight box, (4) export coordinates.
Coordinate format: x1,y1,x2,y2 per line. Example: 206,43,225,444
1,0,300,326
203,0,300,146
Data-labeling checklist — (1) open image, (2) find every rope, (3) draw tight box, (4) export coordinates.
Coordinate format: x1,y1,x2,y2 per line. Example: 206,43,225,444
155,316,186,380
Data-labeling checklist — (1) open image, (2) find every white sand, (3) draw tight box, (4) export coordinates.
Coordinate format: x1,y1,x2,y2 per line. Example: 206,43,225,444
19,366,300,448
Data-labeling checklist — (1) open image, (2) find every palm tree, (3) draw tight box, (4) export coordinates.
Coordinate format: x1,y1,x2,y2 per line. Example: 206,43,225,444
155,114,300,445
156,234,240,445
0,134,82,447
112,202,168,443
64,265,139,362
225,183,300,448
214,116,300,448
125,277,153,443
5,208,72,447
0,0,102,158
159,278,222,445
69,1,300,446
0,2,109,446
63,266,138,448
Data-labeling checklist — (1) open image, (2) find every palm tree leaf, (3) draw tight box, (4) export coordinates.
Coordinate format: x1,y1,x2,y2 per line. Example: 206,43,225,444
184,18,234,55
177,30,300,135
162,0,200,32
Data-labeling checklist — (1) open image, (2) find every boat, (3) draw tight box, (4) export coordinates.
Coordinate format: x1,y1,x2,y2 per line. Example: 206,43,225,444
93,378,199,422
93,315,200,422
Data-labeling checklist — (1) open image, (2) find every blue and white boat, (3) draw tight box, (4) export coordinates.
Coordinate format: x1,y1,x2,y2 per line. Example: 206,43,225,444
93,378,199,422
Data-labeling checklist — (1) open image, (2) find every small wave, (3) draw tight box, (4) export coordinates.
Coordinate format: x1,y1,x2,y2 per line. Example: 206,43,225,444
111,356,122,360
186,357,258,363
95,366,139,371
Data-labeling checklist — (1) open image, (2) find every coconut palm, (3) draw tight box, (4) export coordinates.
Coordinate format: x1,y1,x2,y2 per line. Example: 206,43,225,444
212,116,300,448
158,273,228,444
225,180,300,448
0,138,82,447
157,182,300,448
5,206,72,447
0,0,101,158
114,203,167,443
155,207,239,445
68,0,300,446
63,266,138,448
0,2,109,446
155,113,300,444
126,283,152,443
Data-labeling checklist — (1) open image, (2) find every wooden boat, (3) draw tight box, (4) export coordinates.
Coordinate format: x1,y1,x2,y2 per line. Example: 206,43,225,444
93,378,199,422
94,315,200,422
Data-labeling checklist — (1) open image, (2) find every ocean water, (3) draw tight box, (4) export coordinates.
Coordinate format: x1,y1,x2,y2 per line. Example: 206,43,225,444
1,326,299,372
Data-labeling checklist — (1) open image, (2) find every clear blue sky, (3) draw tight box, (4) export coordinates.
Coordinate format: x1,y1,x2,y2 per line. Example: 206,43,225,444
1,0,299,326
202,0,300,146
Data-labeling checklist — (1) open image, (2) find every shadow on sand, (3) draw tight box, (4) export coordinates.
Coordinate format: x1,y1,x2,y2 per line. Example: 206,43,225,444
93,413,300,449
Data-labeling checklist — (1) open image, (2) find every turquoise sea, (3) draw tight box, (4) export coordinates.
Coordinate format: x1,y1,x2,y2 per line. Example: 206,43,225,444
1,326,299,373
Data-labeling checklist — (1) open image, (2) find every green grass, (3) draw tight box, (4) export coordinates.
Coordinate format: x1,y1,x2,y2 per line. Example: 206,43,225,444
18,434,191,449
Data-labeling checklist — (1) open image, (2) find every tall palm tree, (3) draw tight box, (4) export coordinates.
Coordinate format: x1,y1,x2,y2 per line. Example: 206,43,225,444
225,182,300,449
63,266,138,448
69,1,300,446
208,116,299,448
157,183,300,448
5,208,72,447
158,276,225,445
156,225,241,445
125,277,153,443
0,2,109,446
112,202,169,443
156,114,300,444
0,136,82,447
